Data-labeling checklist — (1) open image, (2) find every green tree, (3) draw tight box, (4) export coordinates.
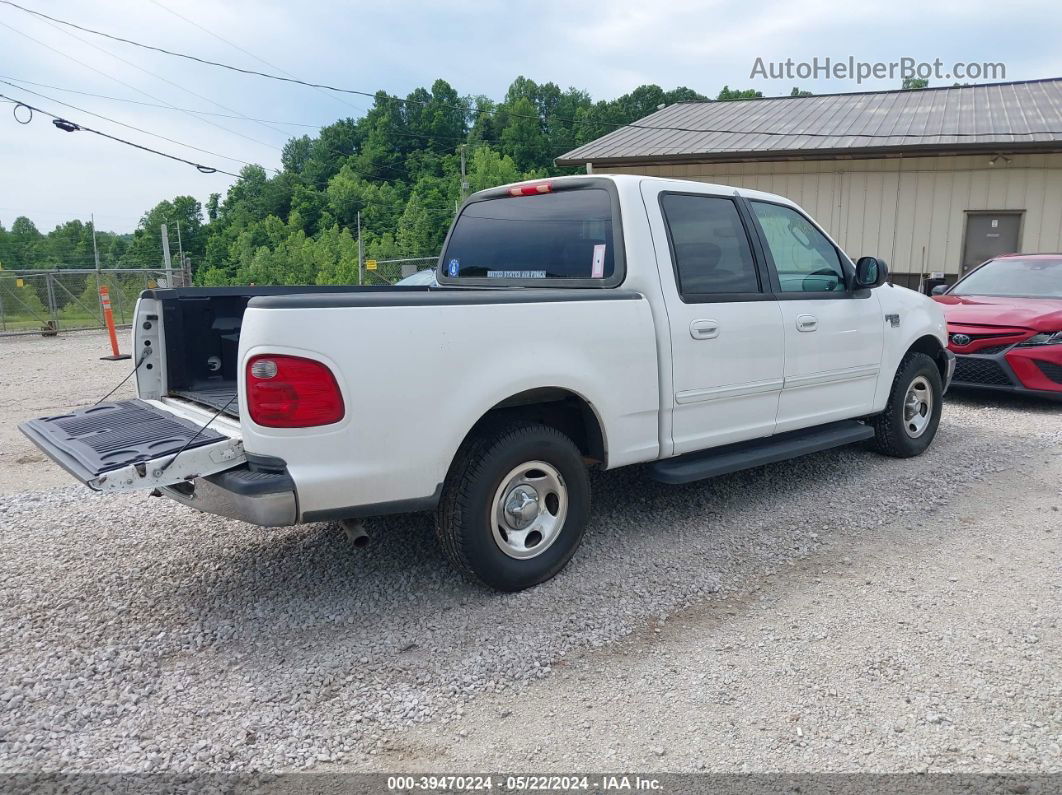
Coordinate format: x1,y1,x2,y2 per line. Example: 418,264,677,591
313,225,360,285
0,222,11,269
326,164,405,233
902,78,929,90
395,175,457,255
156,76,741,285
499,96,549,172
9,216,42,268
717,86,764,101
466,145,521,193
302,119,361,188
122,196,205,269
206,193,221,222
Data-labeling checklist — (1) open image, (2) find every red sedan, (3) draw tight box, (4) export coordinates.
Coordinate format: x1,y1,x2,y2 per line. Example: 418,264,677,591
932,254,1062,399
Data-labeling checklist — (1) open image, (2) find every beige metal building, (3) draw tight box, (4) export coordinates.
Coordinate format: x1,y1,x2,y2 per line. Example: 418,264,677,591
557,79,1062,290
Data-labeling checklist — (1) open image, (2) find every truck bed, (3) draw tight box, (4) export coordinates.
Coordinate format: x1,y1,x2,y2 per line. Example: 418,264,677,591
140,285,430,417
171,386,240,417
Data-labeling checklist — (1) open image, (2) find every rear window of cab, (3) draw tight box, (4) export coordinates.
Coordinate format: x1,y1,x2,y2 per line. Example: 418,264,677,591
441,187,616,281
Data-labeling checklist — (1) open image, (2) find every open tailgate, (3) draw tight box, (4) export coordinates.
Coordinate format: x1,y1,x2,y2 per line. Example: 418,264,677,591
19,399,244,492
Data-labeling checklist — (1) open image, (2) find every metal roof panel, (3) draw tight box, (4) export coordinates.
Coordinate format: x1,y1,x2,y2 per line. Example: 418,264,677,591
557,78,1062,164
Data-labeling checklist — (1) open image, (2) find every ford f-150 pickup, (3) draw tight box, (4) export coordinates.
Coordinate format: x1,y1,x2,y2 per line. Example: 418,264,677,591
20,175,954,591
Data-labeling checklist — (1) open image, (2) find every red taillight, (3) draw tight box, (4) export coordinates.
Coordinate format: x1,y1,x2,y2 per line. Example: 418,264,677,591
246,355,344,428
508,181,552,197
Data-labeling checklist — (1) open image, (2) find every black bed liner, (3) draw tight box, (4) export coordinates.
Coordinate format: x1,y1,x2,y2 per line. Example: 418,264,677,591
171,387,240,417
18,399,224,484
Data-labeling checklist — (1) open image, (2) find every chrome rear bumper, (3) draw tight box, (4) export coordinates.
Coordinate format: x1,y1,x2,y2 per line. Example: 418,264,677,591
160,466,297,527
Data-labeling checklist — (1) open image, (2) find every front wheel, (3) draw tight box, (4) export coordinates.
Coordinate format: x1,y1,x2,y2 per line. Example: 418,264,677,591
869,352,943,457
436,422,591,592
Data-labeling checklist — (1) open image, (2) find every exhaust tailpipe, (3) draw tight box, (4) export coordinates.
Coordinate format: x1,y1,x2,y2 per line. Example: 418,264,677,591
341,519,370,549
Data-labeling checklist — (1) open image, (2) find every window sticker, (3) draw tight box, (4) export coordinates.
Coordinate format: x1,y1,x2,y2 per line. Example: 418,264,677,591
591,243,606,278
486,270,547,279
446,258,460,277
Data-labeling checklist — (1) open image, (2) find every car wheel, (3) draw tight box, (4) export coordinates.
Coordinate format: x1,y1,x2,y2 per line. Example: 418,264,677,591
869,352,943,458
436,422,590,592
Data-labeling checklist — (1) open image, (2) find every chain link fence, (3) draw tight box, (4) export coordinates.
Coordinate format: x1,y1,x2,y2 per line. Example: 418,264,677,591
0,259,438,337
361,257,437,285
0,269,180,337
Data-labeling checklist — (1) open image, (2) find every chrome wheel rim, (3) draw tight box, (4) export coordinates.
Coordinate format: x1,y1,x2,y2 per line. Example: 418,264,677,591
490,461,568,560
903,375,933,438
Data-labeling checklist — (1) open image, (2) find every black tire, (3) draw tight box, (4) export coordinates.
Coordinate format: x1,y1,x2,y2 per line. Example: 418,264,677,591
435,422,591,592
869,352,943,458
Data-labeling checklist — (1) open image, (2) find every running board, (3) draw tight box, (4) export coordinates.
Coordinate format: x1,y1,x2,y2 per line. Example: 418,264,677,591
648,420,875,485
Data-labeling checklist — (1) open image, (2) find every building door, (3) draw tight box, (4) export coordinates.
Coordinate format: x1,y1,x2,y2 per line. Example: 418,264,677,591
962,212,1022,272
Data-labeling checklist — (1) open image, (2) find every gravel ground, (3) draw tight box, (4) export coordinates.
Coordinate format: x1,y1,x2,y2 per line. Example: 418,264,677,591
0,332,1059,773
372,444,1061,773
0,331,134,494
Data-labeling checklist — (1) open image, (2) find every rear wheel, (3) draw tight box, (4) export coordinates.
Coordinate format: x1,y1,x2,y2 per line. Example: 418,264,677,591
869,352,943,457
436,422,590,592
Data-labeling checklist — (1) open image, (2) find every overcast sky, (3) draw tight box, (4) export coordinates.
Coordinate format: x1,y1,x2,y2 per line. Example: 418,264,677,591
2,0,1060,234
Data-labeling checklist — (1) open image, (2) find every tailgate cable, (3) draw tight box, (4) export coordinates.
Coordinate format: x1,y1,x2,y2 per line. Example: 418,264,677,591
93,348,151,406
156,394,238,476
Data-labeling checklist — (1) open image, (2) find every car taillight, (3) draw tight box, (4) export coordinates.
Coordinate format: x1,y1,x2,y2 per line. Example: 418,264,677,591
246,355,344,428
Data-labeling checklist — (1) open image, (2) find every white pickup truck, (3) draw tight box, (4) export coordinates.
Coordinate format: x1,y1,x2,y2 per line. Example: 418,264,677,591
22,175,953,591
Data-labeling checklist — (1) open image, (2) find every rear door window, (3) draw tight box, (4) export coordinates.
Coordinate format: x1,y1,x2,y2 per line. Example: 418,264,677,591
441,188,616,281
660,193,762,298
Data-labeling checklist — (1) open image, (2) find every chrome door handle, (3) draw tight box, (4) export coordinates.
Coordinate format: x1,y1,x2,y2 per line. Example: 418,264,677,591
690,319,720,340
796,314,818,332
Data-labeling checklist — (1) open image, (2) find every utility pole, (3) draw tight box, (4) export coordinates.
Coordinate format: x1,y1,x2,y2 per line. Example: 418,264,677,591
160,223,173,287
175,221,184,264
91,213,101,270
91,213,102,322
174,221,185,286
459,144,469,204
357,210,363,286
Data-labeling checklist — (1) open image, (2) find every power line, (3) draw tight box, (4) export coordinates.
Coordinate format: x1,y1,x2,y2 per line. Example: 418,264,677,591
0,19,283,153
0,92,240,177
0,74,507,150
0,77,464,188
0,1,394,104
0,76,324,128
18,5,292,142
0,79,261,168
3,88,451,197
7,1,1062,141
0,206,140,222
0,8,585,155
146,0,370,119
39,23,289,146
2,89,439,198
0,1,549,134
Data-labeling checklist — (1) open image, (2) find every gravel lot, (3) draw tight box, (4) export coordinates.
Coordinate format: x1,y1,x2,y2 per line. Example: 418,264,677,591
0,330,1059,774
0,331,134,494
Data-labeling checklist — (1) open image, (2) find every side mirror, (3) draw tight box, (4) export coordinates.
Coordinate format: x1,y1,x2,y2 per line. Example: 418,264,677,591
930,284,949,296
854,256,888,289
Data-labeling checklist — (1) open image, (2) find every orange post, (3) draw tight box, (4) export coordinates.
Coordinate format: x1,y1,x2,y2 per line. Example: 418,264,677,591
98,286,131,361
